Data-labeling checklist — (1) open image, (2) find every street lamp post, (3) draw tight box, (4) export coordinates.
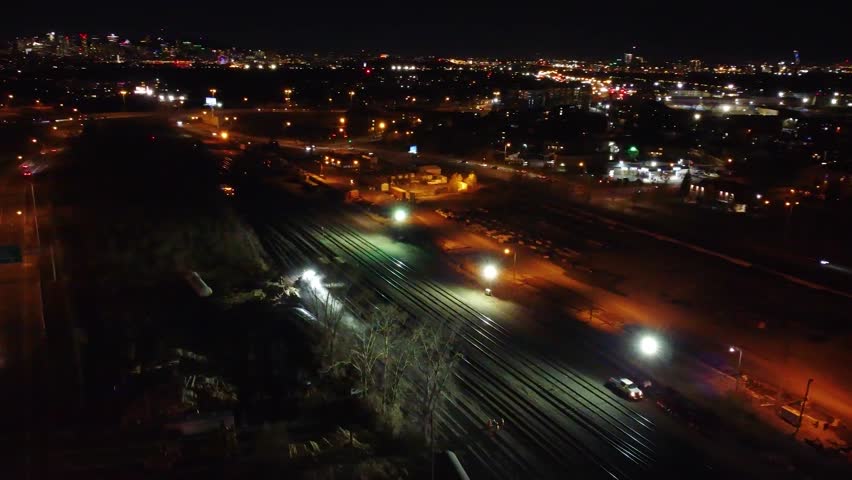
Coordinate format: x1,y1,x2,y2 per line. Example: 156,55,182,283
729,346,743,392
482,264,498,295
793,378,814,437
504,248,516,281
784,200,799,246
503,142,511,161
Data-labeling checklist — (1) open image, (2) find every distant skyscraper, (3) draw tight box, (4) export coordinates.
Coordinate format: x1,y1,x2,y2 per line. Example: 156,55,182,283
793,50,800,65
689,59,702,72
624,53,633,64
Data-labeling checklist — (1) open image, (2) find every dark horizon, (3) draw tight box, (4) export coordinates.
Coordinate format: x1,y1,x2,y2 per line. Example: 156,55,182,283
3,2,850,63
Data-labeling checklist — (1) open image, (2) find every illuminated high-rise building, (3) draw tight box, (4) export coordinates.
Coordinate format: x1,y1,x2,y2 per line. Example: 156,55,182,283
689,59,703,72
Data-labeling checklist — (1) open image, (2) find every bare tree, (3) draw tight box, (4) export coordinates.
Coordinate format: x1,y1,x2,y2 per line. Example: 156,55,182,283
414,323,462,444
349,317,384,397
302,285,347,368
372,305,415,413
347,305,413,407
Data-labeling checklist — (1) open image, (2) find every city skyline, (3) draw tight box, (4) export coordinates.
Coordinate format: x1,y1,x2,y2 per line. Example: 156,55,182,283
3,2,850,62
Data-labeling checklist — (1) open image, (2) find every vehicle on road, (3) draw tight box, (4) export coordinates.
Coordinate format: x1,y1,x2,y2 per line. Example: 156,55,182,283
606,377,644,400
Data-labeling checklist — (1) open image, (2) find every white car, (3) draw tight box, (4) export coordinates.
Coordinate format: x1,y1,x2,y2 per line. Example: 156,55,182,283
607,377,644,400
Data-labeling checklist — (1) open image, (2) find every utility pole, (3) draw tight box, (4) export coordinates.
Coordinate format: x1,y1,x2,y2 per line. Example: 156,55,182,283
793,378,814,437
729,346,743,392
30,183,40,247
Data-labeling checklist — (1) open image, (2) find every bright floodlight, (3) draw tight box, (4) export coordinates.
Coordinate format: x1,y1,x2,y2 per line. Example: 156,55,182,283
302,269,317,282
729,346,736,353
639,336,659,356
393,208,408,223
482,264,499,281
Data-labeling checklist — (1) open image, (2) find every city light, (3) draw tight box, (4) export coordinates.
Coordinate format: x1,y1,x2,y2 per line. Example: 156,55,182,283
393,208,408,223
339,117,346,125
378,121,387,130
482,264,499,281
693,113,702,121
220,131,229,140
638,336,660,356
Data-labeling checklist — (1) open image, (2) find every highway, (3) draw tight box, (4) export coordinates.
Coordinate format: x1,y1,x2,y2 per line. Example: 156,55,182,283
0,160,44,425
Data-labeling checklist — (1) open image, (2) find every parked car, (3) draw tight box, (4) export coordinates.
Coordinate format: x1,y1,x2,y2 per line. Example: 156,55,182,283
606,377,644,400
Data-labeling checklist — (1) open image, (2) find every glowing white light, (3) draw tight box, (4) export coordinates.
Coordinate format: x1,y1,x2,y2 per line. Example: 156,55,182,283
482,265,499,281
302,269,317,282
393,209,408,223
639,336,660,356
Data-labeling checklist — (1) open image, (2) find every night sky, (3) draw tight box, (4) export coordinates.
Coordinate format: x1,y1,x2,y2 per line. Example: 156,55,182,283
4,2,849,62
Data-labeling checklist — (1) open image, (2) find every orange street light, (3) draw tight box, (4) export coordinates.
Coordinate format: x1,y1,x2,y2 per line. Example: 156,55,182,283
378,121,387,130
339,117,346,125
220,131,229,140
503,248,517,280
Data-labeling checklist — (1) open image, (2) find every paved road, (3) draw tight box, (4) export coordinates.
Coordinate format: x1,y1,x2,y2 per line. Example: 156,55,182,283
0,161,44,422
